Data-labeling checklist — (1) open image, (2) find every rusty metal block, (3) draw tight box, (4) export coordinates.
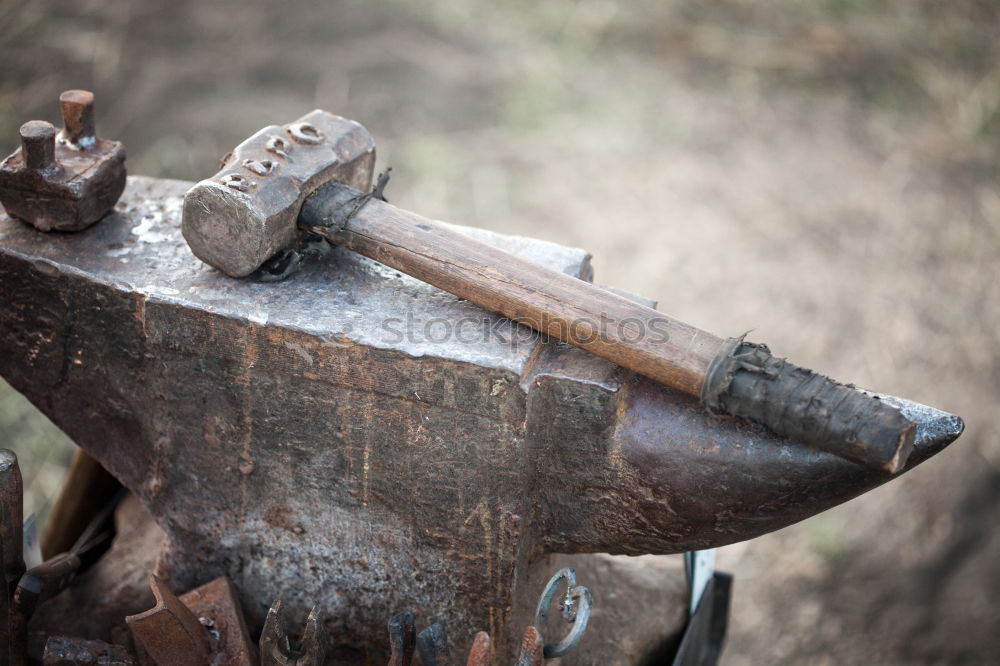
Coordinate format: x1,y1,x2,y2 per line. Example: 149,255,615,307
125,576,211,666
0,91,125,232
179,577,257,666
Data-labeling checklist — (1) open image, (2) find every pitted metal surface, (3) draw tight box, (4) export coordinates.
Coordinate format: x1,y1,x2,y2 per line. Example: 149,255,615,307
1,176,588,375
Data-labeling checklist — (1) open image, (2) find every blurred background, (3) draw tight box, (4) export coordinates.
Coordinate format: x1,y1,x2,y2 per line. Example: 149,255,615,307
1,0,998,662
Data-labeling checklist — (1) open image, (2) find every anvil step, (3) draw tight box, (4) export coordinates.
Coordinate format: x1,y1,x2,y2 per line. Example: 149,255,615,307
0,176,962,663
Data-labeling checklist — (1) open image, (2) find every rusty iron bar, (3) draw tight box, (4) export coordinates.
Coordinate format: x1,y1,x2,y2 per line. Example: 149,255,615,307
0,449,21,666
0,531,9,665
0,449,24,594
387,610,416,666
416,621,451,666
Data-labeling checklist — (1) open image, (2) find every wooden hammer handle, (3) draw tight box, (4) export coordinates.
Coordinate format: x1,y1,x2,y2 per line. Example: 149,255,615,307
306,185,724,396
301,182,915,471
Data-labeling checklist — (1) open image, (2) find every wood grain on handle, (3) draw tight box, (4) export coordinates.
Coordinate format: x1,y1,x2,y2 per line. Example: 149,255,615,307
330,197,725,396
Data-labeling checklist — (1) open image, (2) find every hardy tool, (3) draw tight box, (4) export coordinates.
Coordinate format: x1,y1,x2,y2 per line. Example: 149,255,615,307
183,110,915,472
0,90,126,232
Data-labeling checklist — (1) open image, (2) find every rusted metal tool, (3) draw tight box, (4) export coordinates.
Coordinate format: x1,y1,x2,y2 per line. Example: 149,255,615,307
387,611,416,666
415,621,451,666
9,551,82,666
42,635,136,665
1,451,22,665
182,110,917,472
123,575,254,665
0,90,126,232
0,449,25,594
125,575,211,666
260,600,326,666
0,176,964,663
1,532,10,665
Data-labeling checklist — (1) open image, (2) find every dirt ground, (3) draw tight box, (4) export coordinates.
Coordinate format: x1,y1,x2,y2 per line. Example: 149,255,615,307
1,0,998,663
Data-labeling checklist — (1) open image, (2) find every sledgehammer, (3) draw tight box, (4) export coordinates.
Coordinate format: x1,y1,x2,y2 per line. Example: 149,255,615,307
181,109,915,472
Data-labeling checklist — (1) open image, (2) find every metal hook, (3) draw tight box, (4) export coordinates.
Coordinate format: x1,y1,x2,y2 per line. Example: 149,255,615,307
533,568,592,659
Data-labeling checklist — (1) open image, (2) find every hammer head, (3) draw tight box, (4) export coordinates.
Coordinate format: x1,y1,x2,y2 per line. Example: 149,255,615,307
182,110,375,278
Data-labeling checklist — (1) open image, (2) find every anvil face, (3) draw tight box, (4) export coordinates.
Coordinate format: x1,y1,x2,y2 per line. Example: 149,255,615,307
0,177,962,662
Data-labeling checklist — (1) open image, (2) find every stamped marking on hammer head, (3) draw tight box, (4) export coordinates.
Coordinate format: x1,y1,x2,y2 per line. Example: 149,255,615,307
182,110,375,277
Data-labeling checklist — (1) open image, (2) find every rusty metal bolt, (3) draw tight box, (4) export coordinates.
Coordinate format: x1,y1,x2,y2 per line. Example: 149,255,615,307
58,90,97,149
0,89,126,232
20,121,59,171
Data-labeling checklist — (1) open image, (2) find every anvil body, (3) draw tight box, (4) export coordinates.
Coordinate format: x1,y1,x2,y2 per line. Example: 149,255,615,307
0,177,961,662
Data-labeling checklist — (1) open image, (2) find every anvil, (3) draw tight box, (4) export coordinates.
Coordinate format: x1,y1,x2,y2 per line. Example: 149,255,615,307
0,177,962,663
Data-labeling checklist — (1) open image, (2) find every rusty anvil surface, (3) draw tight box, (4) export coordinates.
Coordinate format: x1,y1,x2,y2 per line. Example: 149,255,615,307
0,176,962,662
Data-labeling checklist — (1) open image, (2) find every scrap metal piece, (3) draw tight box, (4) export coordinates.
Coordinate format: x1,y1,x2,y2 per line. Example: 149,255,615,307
24,495,165,654
0,90,126,232
415,622,451,666
259,601,290,666
671,573,732,666
125,575,210,666
0,531,10,666
0,449,25,592
260,600,326,666
387,610,416,666
465,632,489,666
42,635,135,665
514,627,543,666
534,568,591,659
179,577,256,666
0,449,22,665
684,550,716,615
10,551,82,666
11,551,81,617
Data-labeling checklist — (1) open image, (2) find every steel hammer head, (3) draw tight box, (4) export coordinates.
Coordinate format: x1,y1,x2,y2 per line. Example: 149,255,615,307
182,110,375,277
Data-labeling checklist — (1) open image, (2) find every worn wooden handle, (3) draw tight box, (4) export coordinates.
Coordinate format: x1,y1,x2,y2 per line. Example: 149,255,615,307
299,182,915,471
303,184,725,396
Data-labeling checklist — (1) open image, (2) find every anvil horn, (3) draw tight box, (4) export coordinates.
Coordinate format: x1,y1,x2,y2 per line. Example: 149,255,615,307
0,177,962,661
